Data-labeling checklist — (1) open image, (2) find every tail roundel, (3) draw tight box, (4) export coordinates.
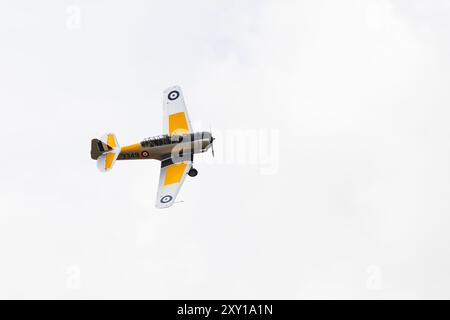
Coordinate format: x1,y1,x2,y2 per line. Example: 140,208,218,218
90,133,120,172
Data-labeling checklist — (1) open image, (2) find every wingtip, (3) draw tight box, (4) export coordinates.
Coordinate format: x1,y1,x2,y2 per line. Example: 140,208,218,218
164,85,181,93
155,203,174,209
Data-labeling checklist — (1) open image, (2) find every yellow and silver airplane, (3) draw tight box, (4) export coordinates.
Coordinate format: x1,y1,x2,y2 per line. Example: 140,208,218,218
90,86,215,208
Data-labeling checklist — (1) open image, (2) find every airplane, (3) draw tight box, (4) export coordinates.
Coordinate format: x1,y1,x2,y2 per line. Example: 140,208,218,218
90,86,215,208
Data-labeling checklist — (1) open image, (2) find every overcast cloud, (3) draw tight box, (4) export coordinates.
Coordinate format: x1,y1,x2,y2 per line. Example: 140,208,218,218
0,0,450,299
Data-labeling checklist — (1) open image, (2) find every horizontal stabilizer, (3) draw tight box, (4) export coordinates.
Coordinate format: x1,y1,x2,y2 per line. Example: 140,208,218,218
92,133,120,172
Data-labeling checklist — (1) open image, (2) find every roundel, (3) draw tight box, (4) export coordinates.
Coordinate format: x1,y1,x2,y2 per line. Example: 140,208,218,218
141,151,149,158
168,90,180,101
160,195,173,203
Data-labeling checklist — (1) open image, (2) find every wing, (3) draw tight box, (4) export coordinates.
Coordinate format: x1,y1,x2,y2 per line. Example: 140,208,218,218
163,86,193,135
155,160,192,208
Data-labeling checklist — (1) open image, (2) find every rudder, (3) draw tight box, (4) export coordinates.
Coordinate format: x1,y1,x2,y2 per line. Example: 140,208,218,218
90,139,112,160
91,133,120,172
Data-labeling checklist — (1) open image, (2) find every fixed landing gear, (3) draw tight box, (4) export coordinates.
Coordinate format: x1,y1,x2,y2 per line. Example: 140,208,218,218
188,168,198,177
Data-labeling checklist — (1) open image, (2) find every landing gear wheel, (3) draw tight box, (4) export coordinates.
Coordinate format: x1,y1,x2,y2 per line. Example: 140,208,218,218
188,168,198,177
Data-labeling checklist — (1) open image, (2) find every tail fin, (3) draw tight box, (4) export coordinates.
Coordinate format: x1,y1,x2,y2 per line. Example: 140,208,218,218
90,133,120,172
90,139,112,160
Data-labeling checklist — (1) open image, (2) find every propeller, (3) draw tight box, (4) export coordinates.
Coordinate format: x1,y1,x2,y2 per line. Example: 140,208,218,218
209,126,215,157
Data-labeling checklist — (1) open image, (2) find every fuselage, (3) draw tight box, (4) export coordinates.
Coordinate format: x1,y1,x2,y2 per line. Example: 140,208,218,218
118,131,213,161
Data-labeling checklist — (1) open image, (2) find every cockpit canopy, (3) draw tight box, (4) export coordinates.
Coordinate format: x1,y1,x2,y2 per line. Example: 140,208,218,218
141,132,211,148
141,135,171,147
140,132,210,148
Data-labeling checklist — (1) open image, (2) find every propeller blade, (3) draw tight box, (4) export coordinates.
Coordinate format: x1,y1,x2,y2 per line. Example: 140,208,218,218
210,125,215,157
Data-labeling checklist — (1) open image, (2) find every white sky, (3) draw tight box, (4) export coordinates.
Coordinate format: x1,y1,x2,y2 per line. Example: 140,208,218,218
1,0,450,299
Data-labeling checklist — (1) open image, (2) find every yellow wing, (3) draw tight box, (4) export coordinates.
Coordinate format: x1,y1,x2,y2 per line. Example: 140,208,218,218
155,159,192,208
163,86,193,136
